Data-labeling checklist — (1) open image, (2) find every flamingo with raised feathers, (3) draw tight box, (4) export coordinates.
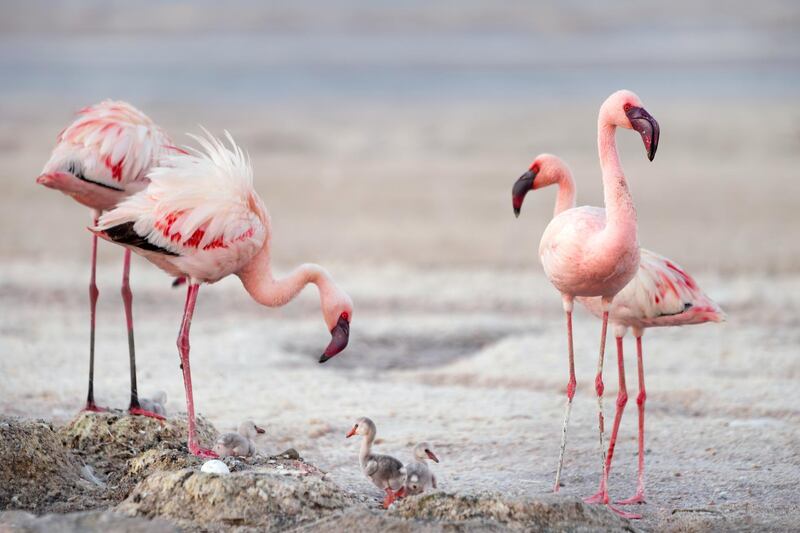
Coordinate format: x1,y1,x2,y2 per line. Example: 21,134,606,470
36,100,180,418
511,90,659,518
513,153,724,514
93,130,353,457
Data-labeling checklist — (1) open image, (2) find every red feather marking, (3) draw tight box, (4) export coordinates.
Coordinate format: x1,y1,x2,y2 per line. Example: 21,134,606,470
104,155,125,181
154,211,184,238
655,295,660,304
165,145,190,155
203,236,227,250
233,227,255,243
170,232,182,243
665,260,697,290
659,271,679,297
184,228,205,248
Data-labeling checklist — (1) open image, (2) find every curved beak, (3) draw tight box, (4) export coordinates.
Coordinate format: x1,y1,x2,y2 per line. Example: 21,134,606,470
426,450,440,463
512,169,536,218
319,313,350,363
625,106,660,161
255,425,266,434
346,426,357,438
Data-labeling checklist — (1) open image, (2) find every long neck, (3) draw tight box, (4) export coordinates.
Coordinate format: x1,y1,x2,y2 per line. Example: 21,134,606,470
597,117,637,241
360,433,374,467
237,241,331,309
553,167,577,217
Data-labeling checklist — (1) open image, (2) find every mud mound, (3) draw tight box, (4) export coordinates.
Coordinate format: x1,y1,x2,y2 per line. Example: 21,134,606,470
0,417,100,513
0,509,177,533
117,462,359,531
391,492,637,532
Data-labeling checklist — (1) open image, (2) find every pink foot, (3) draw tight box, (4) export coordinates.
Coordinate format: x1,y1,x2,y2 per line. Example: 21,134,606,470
616,493,646,505
606,504,642,520
128,406,166,421
583,490,607,504
82,402,107,413
189,445,218,459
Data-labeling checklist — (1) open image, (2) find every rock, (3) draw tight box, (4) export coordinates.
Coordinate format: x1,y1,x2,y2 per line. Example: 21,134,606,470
0,509,178,533
390,492,638,532
117,464,360,531
0,417,99,513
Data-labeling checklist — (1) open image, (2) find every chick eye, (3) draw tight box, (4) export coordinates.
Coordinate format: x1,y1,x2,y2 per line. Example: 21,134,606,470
354,424,359,428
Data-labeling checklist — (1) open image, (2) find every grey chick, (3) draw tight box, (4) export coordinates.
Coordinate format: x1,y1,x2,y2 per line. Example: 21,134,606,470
404,442,439,495
138,390,167,417
212,420,265,457
346,417,406,508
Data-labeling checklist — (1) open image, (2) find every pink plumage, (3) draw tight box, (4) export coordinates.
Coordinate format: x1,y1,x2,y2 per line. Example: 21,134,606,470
36,100,177,419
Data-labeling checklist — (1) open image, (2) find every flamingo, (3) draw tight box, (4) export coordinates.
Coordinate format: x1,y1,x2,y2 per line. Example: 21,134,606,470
36,101,179,418
511,90,659,518
513,153,724,512
92,131,353,457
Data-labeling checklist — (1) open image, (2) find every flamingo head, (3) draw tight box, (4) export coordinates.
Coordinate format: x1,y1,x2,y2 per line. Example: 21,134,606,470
346,416,375,439
413,442,440,463
603,90,660,161
512,154,570,217
318,292,353,364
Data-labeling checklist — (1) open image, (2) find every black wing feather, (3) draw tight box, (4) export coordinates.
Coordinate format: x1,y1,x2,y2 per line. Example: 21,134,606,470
104,222,179,256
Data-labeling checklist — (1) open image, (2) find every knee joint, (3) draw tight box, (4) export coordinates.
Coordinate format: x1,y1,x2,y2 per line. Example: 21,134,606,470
616,391,628,408
636,391,646,406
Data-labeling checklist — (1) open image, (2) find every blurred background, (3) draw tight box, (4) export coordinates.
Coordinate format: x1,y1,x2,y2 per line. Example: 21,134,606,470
1,2,799,528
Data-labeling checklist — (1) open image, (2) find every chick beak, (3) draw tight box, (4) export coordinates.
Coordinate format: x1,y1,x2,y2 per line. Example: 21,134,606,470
346,427,357,438
319,313,350,363
512,169,536,217
426,450,440,463
255,425,266,434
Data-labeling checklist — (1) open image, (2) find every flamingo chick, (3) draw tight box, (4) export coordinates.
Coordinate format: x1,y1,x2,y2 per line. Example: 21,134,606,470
93,131,353,457
138,390,168,417
404,442,439,495
512,90,659,518
37,100,178,419
346,417,406,508
514,154,724,515
213,420,266,457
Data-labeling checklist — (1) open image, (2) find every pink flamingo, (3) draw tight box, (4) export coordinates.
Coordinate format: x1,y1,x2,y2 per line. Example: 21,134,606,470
514,153,724,513
511,90,659,518
93,131,353,457
36,101,179,419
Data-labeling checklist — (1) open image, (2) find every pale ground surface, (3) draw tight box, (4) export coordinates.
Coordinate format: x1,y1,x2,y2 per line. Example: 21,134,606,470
2,1,800,530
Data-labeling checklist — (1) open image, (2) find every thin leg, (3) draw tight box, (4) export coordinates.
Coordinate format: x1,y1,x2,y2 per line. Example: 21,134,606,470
123,250,164,420
618,334,647,505
585,334,641,520
383,487,396,509
83,221,104,413
554,301,576,492
177,283,216,458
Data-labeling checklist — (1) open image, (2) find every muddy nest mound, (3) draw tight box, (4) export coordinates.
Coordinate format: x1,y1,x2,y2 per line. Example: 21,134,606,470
0,417,101,513
117,458,359,531
0,509,178,533
390,492,637,532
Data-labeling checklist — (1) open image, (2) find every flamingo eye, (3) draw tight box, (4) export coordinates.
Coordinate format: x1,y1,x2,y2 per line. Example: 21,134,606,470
623,103,632,112
341,312,350,321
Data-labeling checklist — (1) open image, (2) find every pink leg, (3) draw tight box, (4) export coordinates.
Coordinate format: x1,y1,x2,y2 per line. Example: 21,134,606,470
554,306,577,492
618,335,647,505
383,487,397,509
82,224,105,413
122,250,164,420
585,336,640,519
177,283,216,458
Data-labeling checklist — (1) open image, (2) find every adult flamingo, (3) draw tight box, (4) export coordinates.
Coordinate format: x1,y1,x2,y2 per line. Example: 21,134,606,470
511,90,659,517
93,131,353,457
514,154,724,513
36,101,178,418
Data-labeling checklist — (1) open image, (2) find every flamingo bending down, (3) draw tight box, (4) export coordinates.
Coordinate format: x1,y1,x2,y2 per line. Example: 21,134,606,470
36,101,178,418
93,131,353,457
511,90,659,518
514,154,724,508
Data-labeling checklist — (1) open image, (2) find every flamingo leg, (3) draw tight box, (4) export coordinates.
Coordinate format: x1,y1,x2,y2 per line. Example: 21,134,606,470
585,336,641,519
83,220,105,413
553,301,576,492
382,487,396,509
122,250,164,420
177,283,216,458
618,334,647,505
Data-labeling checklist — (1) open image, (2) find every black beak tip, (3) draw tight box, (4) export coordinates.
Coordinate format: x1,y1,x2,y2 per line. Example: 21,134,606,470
513,206,520,218
319,354,331,364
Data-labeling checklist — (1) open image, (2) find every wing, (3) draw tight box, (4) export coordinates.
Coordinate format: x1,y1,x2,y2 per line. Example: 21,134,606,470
43,101,177,191
95,130,267,264
364,459,380,477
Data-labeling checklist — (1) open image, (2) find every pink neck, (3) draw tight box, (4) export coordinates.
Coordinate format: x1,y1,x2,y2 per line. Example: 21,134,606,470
237,241,334,311
597,117,637,241
552,167,577,217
